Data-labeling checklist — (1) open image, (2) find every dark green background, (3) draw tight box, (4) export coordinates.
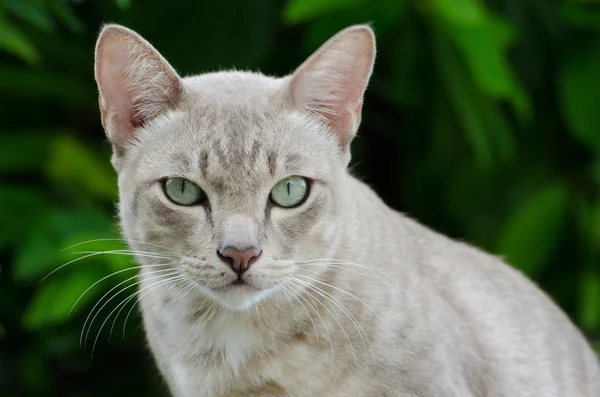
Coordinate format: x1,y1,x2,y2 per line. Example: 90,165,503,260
1,0,599,396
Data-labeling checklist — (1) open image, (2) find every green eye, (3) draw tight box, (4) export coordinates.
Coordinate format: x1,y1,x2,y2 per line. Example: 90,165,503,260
270,176,309,208
164,178,204,205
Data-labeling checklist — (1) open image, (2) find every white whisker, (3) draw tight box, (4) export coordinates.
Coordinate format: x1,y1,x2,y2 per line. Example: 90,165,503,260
297,258,397,287
62,238,171,251
255,304,262,328
81,268,176,348
292,276,375,363
69,263,169,316
289,277,358,365
282,281,334,359
279,285,299,323
296,274,390,335
41,250,175,283
299,262,391,287
121,276,194,339
73,250,176,260
91,274,185,357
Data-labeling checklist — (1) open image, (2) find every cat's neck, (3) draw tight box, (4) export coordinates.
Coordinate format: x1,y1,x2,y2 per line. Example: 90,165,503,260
334,174,420,267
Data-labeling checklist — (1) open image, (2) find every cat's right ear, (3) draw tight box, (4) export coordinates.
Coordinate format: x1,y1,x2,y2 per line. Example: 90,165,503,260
288,25,376,151
94,24,183,158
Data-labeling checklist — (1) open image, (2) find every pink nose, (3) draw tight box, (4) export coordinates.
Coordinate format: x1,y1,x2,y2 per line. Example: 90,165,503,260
217,247,261,275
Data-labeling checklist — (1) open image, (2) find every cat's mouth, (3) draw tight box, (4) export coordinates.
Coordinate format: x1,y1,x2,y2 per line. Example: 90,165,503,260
216,280,258,292
179,256,289,309
207,279,270,310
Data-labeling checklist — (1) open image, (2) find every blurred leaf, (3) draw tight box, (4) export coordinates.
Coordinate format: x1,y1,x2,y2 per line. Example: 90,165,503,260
445,16,530,116
388,24,422,107
576,195,600,254
0,131,55,174
282,0,366,24
60,237,131,274
0,66,93,104
434,31,517,167
558,40,600,153
498,184,568,277
7,0,55,32
133,0,272,72
591,199,600,253
17,345,53,393
13,209,116,282
116,0,132,9
47,0,84,33
434,34,491,166
22,269,101,330
0,11,41,64
303,0,404,50
560,3,600,29
47,135,117,201
579,269,600,330
0,185,50,250
430,0,486,25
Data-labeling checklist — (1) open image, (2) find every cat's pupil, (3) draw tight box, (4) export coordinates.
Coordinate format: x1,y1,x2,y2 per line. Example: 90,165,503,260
286,181,290,195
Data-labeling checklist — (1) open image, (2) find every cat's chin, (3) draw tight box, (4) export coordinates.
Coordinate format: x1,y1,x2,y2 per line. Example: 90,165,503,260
197,281,275,311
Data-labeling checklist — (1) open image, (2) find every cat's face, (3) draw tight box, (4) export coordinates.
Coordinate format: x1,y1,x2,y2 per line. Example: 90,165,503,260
95,25,375,309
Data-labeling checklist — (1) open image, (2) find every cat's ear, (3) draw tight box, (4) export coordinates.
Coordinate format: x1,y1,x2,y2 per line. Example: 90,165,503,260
94,24,183,155
288,25,375,148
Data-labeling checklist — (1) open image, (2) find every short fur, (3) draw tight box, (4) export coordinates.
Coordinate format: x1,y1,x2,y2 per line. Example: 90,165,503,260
94,24,600,396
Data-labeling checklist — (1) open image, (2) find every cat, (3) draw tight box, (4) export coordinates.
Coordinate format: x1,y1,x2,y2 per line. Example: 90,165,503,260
94,23,600,396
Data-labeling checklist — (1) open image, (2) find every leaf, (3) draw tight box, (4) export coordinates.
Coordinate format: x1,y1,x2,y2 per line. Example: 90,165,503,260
434,33,517,167
446,16,530,117
558,40,600,153
46,135,117,201
133,0,272,73
115,0,132,9
0,185,50,250
17,345,53,393
0,11,41,64
0,66,94,105
429,0,486,25
426,0,531,117
560,3,600,29
302,0,404,50
282,0,367,24
13,209,116,282
22,269,103,330
0,131,55,174
47,0,84,33
592,201,600,253
6,0,55,32
388,24,422,108
579,269,600,331
497,184,568,277
59,237,132,275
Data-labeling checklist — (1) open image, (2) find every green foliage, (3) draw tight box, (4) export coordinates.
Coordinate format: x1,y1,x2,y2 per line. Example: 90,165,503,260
497,184,568,277
0,0,599,396
559,39,600,152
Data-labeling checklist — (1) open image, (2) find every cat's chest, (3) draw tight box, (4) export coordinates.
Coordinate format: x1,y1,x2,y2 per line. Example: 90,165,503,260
141,292,366,396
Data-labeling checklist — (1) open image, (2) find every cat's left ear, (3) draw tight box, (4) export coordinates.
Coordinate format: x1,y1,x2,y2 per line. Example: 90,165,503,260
94,24,183,158
288,25,376,149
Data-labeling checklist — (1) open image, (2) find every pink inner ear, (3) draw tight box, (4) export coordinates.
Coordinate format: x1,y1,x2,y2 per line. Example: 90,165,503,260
289,26,375,146
95,26,183,152
99,42,140,128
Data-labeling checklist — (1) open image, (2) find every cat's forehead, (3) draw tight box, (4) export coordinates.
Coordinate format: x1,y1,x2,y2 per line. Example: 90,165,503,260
183,71,287,107
136,75,336,188
179,72,290,146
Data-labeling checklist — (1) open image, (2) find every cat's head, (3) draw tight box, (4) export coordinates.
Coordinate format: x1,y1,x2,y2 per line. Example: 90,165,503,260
94,24,375,310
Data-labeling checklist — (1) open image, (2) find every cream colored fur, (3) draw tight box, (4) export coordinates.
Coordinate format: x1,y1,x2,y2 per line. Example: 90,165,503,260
94,24,600,397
